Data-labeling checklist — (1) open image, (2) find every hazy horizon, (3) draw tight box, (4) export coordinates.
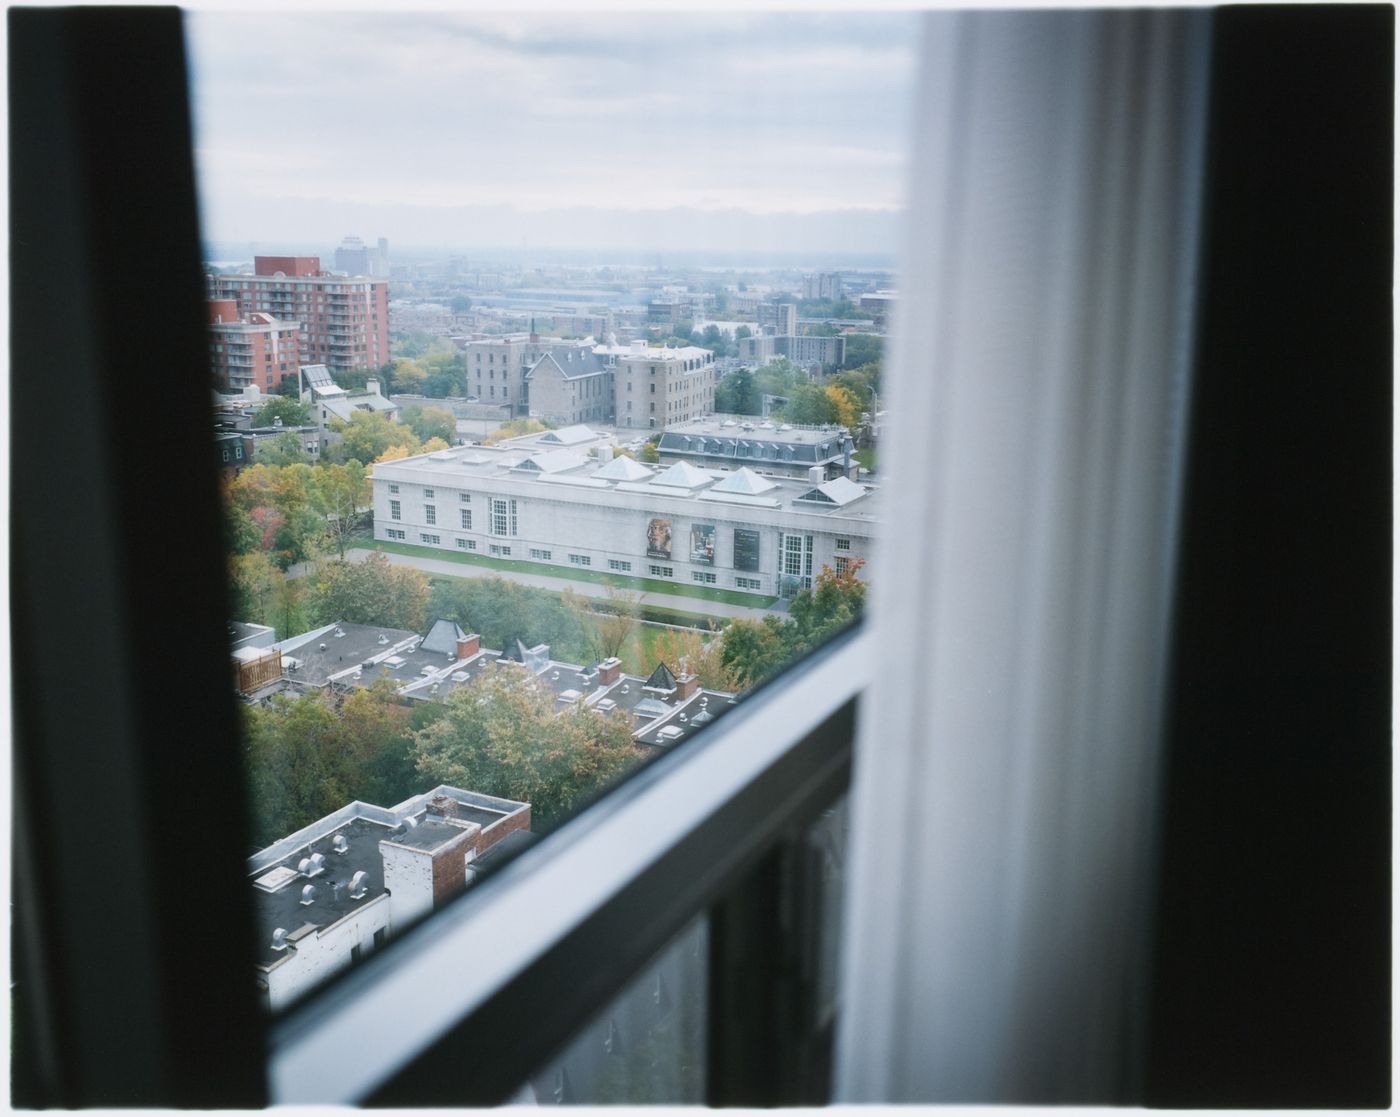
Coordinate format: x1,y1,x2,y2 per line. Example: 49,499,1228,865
185,11,918,259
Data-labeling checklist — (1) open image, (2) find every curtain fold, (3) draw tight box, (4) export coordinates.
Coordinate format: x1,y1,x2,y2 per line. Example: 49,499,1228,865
836,10,1211,1103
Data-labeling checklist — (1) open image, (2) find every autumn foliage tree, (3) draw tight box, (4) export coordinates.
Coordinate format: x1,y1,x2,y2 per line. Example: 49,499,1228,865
311,551,430,631
413,663,644,828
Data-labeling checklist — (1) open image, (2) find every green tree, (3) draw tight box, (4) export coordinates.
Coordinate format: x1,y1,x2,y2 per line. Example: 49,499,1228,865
311,551,430,631
735,325,752,340
780,383,838,425
714,368,757,415
229,551,283,626
638,438,660,464
566,587,641,663
652,623,739,692
840,333,883,371
413,663,644,828
243,694,346,846
338,680,422,807
429,576,591,662
402,404,457,445
313,460,371,558
256,429,310,467
252,396,311,428
332,410,421,464
451,294,473,314
391,359,428,395
719,616,790,688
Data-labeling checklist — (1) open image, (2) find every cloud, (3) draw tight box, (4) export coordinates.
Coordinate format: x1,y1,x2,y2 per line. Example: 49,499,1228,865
186,10,918,251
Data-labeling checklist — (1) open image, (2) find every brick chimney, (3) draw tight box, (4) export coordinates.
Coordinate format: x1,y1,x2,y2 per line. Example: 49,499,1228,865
675,673,699,701
456,633,481,660
598,657,622,685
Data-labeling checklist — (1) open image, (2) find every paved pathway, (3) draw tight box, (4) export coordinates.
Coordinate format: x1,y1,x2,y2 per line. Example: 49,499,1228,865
327,547,782,622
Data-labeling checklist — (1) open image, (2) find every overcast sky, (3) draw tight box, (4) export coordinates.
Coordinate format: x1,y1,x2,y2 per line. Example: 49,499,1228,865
185,10,919,259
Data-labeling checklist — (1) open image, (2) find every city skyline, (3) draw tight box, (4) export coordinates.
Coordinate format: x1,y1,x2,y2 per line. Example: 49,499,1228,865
185,11,918,256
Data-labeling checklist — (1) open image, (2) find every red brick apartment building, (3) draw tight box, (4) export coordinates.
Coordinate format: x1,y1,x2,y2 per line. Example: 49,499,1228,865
208,299,300,392
209,256,389,380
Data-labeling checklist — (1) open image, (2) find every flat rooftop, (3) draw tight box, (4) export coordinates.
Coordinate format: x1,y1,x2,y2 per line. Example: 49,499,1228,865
275,622,420,687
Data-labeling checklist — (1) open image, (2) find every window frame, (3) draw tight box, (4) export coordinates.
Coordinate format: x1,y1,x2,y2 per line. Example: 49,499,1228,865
269,626,869,1104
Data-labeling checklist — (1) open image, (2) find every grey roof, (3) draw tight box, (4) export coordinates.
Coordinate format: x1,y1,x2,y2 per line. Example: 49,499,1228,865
420,618,468,656
644,662,678,691
536,424,600,445
525,351,606,382
710,467,779,496
796,476,869,507
513,448,590,474
592,455,654,482
276,621,420,687
650,461,713,489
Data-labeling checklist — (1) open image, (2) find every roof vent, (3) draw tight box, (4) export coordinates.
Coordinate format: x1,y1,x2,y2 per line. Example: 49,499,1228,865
308,852,326,875
377,634,390,645
349,870,368,899
332,833,349,854
298,857,312,876
319,643,327,651
300,884,316,906
330,881,347,904
271,927,288,951
334,628,346,638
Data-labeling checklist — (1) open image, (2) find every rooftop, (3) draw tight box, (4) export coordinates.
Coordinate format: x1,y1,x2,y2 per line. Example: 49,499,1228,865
373,441,877,521
249,785,526,970
275,621,420,688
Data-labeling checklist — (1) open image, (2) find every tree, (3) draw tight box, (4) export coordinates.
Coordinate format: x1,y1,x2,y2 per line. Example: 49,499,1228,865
252,396,310,428
402,405,456,445
333,410,420,464
638,438,660,464
256,429,310,467
824,384,863,430
313,461,371,558
780,383,838,425
652,623,740,692
243,694,346,846
566,587,640,663
714,368,757,415
735,325,752,340
451,295,472,314
720,616,790,688
337,680,421,808
229,551,283,626
390,359,428,395
429,576,591,662
310,551,430,631
413,663,644,828
840,333,883,371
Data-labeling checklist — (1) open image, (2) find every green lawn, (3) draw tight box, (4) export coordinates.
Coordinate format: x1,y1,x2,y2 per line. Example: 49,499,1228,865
854,447,878,473
371,538,777,608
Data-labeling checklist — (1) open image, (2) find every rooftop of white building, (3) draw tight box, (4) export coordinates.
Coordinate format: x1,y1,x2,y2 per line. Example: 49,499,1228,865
375,432,878,523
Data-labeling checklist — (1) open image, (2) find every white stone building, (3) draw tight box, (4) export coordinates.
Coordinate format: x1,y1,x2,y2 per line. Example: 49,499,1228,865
250,785,531,1012
371,432,876,598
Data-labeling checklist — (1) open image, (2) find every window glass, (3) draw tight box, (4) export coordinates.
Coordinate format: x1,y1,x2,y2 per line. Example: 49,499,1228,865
526,917,709,1104
190,8,908,1019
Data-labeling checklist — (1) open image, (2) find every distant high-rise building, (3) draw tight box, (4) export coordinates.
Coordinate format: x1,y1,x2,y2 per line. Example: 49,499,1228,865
756,302,797,337
802,272,844,301
334,235,371,276
375,237,390,277
208,257,389,379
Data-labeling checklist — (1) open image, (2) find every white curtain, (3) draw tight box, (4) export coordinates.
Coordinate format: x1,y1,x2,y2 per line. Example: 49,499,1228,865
837,10,1211,1103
